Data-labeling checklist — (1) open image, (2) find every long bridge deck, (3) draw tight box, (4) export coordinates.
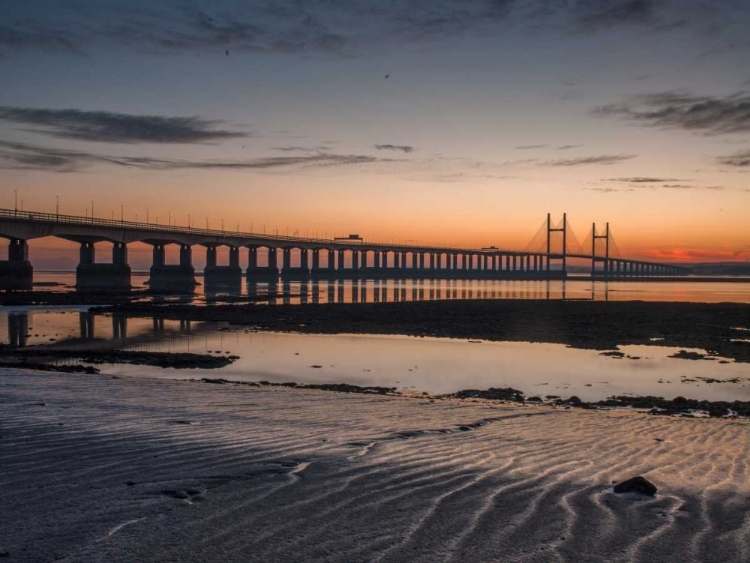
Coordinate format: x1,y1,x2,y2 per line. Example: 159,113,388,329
0,208,688,291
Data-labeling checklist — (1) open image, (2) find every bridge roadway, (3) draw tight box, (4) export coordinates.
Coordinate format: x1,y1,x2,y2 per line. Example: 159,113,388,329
0,208,687,291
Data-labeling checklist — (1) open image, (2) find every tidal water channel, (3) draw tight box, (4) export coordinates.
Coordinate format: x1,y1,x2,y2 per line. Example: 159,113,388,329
2,304,748,402
31,271,750,304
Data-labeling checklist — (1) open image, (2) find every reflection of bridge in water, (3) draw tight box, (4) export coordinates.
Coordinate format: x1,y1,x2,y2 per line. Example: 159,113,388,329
4,280,611,347
251,278,608,305
4,311,199,349
0,209,688,290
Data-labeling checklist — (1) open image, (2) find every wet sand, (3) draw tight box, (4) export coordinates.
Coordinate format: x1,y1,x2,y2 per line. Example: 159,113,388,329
2,368,749,562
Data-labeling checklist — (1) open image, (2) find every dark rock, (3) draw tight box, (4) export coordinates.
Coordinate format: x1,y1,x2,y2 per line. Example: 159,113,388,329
567,396,583,406
613,476,657,496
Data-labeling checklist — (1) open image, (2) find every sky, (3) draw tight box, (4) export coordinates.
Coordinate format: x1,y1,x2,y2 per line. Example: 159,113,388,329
1,0,749,267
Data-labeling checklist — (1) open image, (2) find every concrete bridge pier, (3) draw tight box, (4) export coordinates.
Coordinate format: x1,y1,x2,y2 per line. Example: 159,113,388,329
246,246,280,280
0,238,33,290
149,244,197,293
75,241,131,290
205,245,242,290
281,247,310,280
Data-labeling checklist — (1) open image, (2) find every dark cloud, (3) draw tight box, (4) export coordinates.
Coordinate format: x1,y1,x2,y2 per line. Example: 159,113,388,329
556,144,584,150
0,140,400,173
540,154,636,166
0,106,246,144
606,176,686,182
374,144,415,153
515,144,548,150
717,150,750,167
592,91,750,135
590,181,724,192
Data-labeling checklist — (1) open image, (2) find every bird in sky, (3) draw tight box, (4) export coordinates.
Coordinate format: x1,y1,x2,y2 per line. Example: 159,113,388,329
384,74,390,79
225,50,229,56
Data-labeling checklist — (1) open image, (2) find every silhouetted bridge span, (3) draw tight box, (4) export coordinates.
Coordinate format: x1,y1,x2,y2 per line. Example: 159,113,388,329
0,208,688,290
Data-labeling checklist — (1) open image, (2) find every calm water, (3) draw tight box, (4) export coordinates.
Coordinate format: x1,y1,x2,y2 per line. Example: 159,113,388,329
31,271,750,304
2,308,748,402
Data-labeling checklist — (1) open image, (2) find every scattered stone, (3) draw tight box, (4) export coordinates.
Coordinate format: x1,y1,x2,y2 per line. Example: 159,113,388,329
450,387,525,403
613,476,657,496
669,350,709,361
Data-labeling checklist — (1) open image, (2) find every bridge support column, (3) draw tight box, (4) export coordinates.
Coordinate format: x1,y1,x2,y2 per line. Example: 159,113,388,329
281,247,310,280
0,239,33,290
206,246,217,268
76,241,131,290
206,245,242,290
148,243,196,292
247,246,279,280
311,249,333,279
352,250,360,273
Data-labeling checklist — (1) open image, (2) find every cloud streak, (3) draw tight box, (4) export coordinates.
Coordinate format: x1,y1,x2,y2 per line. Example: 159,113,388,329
592,91,750,135
0,106,246,144
0,140,400,173
374,144,415,153
717,150,750,167
605,176,686,182
540,154,636,166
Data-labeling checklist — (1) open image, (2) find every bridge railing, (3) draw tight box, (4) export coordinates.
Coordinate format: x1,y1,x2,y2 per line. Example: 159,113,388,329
0,207,516,254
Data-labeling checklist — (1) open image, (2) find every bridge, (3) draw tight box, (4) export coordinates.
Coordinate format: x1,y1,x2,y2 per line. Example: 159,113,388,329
0,208,688,291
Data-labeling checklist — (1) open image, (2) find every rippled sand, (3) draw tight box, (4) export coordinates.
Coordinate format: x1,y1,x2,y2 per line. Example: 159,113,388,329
2,368,749,562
